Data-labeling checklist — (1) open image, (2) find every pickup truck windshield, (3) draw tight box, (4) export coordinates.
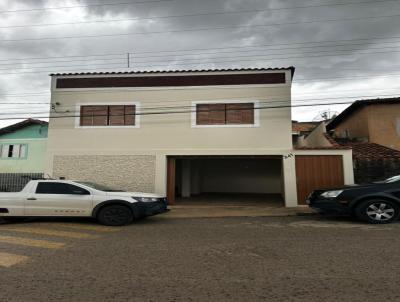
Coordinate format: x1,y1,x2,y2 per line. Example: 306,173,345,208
76,182,125,192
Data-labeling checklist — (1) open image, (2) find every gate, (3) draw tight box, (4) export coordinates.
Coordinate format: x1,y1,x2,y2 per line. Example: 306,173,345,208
295,155,344,205
0,173,44,192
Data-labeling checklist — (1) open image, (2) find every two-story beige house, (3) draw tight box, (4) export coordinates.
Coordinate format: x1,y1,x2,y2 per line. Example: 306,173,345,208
46,68,354,206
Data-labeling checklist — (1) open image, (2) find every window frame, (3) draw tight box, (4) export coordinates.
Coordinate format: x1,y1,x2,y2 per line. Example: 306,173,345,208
35,182,91,195
75,102,140,129
0,143,28,160
191,100,260,128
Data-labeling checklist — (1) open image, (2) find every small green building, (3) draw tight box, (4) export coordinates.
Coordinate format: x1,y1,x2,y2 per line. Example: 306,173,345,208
0,119,48,173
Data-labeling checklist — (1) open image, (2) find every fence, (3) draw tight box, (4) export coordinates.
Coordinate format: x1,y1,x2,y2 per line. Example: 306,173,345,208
0,173,44,192
354,158,400,183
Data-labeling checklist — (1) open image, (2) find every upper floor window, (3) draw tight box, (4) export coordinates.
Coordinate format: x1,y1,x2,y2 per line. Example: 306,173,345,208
196,103,255,125
0,144,27,159
80,105,135,126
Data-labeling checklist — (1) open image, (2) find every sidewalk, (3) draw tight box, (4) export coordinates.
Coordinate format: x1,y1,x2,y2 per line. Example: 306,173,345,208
160,204,317,219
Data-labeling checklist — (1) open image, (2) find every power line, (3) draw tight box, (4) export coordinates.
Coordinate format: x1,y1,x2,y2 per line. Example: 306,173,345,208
2,35,400,63
0,82,400,100
1,13,400,43
1,93,399,114
0,0,173,14
1,47,400,76
2,45,400,72
3,85,400,99
0,101,367,121
1,40,400,68
0,55,398,78
1,0,398,29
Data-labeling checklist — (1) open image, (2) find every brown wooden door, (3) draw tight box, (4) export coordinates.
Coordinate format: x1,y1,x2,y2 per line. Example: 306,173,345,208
167,157,176,204
295,155,344,205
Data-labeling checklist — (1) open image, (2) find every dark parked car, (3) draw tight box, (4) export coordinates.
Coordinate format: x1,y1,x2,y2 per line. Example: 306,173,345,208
307,175,400,224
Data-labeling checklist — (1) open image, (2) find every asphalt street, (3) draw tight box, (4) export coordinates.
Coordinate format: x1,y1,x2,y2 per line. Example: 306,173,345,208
0,215,399,302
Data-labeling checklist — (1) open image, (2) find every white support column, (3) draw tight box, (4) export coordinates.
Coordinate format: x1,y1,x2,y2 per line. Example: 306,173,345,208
342,150,355,185
155,154,167,196
282,155,298,207
181,159,191,197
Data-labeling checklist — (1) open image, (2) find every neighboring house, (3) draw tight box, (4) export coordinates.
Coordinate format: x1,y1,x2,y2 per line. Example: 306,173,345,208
327,97,400,150
292,121,319,146
301,122,400,183
0,119,48,173
46,68,354,206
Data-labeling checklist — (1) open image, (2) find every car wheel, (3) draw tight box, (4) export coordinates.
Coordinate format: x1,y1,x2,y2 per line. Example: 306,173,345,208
97,205,133,226
355,199,400,224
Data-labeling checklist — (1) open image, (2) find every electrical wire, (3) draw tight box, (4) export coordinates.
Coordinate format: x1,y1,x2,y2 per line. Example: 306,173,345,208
1,42,400,69
2,35,400,63
1,47,400,76
1,0,398,29
2,84,400,100
0,101,369,121
1,93,399,116
1,13,400,43
0,0,173,14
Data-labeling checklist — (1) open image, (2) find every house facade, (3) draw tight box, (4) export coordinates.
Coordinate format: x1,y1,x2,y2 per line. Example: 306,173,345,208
327,97,400,150
0,119,48,173
46,68,353,206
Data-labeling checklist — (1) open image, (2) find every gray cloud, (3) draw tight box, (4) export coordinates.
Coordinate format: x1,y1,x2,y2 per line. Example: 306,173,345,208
0,0,399,126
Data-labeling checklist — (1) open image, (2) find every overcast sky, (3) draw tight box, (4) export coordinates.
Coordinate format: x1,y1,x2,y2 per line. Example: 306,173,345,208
0,0,400,127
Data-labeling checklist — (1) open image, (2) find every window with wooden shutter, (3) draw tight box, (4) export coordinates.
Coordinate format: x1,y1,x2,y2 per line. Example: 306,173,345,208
196,104,225,125
124,105,135,125
92,106,108,126
226,103,254,124
80,105,136,126
80,105,108,126
109,105,125,126
195,103,255,125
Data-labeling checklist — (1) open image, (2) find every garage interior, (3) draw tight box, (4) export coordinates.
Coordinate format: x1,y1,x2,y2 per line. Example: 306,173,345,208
168,156,284,206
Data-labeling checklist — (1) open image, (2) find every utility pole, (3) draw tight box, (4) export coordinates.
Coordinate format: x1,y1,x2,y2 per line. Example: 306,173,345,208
127,52,130,68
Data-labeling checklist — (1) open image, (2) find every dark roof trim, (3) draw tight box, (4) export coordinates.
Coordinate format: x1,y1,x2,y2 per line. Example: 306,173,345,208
50,67,296,79
0,119,48,136
327,97,400,130
55,72,289,89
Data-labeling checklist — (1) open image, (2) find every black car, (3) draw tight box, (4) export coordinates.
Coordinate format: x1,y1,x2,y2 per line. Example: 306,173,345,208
307,175,400,224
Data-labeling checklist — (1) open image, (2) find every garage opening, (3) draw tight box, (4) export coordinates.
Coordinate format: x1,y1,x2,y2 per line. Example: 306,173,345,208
167,156,284,206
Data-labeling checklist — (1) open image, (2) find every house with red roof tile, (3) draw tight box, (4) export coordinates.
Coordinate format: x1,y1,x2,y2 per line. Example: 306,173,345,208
300,98,400,183
327,97,400,150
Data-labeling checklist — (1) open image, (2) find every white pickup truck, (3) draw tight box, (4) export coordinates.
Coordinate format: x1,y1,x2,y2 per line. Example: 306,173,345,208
0,179,168,226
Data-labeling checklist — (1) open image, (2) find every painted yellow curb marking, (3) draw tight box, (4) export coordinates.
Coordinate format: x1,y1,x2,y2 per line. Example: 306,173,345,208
0,252,29,267
42,223,119,233
1,227,98,239
0,235,65,249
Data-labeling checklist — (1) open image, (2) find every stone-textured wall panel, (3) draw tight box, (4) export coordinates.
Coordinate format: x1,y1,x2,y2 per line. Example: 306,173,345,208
53,155,156,192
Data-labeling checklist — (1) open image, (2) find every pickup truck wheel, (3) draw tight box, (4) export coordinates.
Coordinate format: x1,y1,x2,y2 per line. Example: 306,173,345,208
355,199,400,224
97,205,133,226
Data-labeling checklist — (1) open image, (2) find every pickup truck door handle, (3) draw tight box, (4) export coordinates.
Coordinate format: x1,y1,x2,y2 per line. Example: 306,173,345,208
27,197,37,201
